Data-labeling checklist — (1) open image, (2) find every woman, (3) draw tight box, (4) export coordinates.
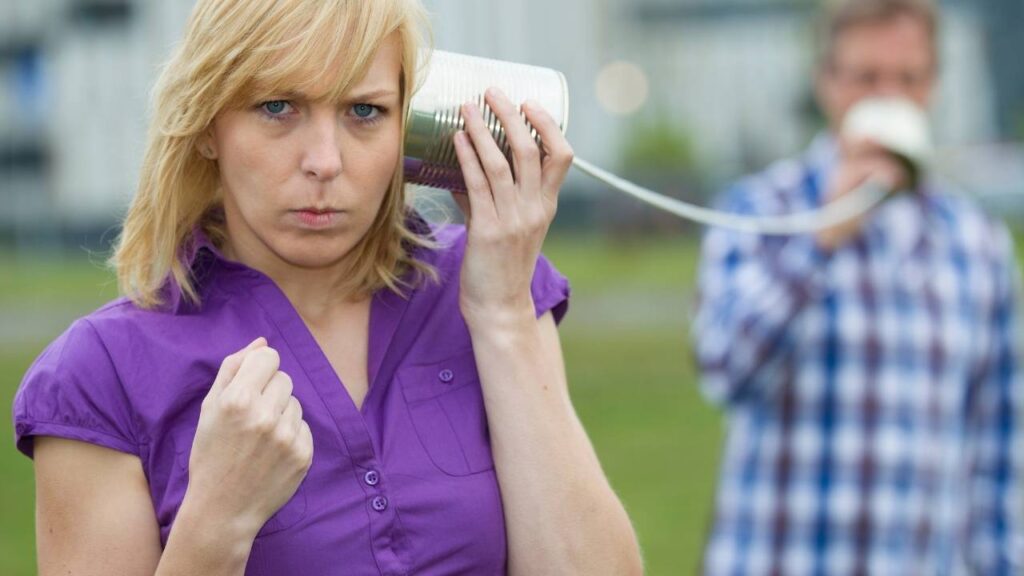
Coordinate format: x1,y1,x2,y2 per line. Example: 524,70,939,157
11,0,642,574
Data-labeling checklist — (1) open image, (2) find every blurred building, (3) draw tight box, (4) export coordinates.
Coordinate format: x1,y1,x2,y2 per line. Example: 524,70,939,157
0,0,1020,247
0,0,614,244
608,0,998,180
978,0,1024,140
0,0,193,247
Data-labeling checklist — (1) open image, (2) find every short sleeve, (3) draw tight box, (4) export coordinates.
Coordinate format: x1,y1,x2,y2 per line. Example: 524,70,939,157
531,254,570,325
12,318,138,458
427,223,571,325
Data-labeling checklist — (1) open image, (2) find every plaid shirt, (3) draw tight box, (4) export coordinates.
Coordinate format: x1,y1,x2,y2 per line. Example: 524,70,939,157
693,135,1023,576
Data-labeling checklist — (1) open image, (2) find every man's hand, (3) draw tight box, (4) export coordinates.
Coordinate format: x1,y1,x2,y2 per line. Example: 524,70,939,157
816,137,911,252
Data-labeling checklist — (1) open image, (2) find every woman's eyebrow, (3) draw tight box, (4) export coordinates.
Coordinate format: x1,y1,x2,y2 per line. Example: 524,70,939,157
345,88,399,101
251,89,307,101
254,87,399,103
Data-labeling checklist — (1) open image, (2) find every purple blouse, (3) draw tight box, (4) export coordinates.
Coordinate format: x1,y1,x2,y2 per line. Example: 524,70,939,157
13,222,570,575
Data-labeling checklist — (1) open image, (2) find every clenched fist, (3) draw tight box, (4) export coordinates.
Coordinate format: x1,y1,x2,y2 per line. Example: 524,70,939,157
184,337,313,538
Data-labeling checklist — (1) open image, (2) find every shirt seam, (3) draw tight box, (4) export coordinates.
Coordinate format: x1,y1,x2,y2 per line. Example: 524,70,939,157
80,317,145,451
18,419,139,454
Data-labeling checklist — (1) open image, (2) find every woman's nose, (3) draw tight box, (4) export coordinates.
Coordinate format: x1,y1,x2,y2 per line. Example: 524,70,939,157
300,114,343,182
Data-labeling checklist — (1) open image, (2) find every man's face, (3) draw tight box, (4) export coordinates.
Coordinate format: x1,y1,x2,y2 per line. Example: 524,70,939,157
817,14,936,130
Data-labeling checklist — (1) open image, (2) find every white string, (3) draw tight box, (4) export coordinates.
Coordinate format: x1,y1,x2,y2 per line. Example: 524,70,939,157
572,157,891,236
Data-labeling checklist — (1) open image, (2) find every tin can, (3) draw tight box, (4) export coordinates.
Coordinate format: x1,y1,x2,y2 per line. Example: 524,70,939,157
403,50,570,192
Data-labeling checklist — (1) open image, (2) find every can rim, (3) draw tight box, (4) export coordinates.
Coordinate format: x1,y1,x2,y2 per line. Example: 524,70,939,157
557,70,570,136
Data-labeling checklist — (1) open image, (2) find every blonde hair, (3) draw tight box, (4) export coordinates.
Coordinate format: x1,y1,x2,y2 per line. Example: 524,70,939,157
113,0,436,309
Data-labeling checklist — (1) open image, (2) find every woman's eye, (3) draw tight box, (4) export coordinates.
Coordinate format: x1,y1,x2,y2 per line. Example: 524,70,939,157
261,100,292,116
352,103,379,119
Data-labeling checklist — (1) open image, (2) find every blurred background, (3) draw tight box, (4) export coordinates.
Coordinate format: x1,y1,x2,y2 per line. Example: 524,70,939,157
1,0,1021,574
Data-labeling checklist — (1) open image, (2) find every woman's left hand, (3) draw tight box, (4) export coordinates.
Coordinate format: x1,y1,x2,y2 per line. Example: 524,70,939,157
452,87,573,330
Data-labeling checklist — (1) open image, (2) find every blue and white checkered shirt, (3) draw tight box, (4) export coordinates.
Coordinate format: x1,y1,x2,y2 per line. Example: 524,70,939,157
694,135,1023,576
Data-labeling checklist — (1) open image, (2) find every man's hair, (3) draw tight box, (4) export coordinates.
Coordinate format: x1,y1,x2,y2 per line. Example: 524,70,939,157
819,0,938,69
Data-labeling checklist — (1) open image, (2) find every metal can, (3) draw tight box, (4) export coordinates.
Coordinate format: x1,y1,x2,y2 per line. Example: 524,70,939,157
403,50,570,192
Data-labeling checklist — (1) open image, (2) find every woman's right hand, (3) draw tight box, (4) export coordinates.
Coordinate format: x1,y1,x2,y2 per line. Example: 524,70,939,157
184,337,313,539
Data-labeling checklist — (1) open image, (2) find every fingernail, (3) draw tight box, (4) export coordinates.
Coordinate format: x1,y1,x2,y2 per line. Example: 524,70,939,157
238,337,264,354
486,87,502,99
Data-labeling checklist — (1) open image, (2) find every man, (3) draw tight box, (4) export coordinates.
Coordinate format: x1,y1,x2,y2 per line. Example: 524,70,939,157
693,1,1022,574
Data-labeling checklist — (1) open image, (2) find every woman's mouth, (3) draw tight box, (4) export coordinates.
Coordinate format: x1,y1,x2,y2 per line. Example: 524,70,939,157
292,208,343,229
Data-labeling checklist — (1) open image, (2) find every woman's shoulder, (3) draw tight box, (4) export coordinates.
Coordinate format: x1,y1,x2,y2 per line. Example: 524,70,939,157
13,289,237,458
18,292,203,405
48,294,185,358
82,294,169,331
13,299,146,458
29,296,147,368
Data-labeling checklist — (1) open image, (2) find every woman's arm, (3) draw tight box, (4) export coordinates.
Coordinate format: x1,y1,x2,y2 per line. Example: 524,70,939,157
33,338,312,576
34,438,255,576
470,311,643,576
34,438,164,576
453,88,642,576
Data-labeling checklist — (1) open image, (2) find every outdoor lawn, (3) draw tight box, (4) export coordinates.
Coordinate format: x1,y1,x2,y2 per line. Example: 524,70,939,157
1,232,1021,575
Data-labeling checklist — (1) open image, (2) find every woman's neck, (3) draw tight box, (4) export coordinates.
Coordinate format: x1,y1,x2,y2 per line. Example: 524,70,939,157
222,235,367,320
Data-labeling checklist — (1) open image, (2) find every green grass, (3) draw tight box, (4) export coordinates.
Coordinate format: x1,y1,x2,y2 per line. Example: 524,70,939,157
544,235,719,574
0,253,118,308
1,346,40,575
560,328,720,575
544,233,701,295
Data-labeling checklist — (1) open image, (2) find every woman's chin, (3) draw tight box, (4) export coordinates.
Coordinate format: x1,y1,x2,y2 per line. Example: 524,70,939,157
274,237,362,271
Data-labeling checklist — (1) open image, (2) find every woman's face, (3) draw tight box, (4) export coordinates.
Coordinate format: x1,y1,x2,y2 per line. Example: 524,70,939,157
208,35,403,273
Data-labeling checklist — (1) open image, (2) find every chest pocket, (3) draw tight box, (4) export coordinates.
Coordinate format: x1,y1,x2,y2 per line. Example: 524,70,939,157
398,351,495,476
172,426,308,537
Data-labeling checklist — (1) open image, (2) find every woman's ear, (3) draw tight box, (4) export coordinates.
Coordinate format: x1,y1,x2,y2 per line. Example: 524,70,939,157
197,130,219,160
